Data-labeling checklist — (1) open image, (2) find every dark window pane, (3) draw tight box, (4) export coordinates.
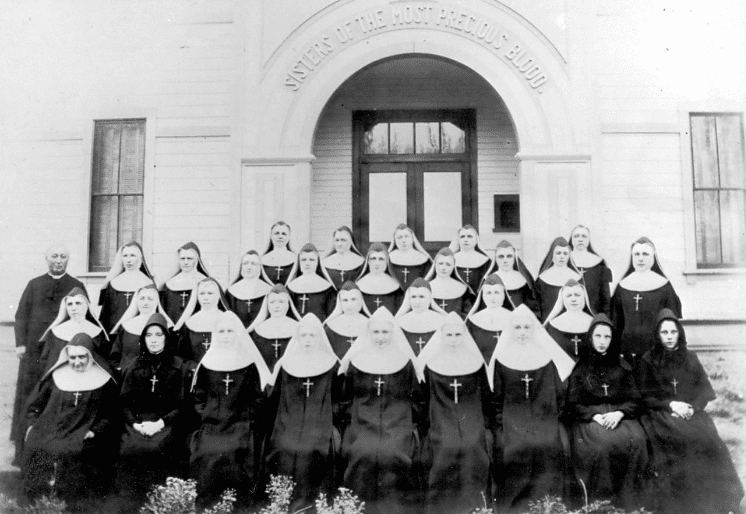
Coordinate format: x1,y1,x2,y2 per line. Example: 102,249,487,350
694,190,722,265
441,122,466,153
390,123,413,154
89,196,119,272
119,195,143,247
494,194,520,232
118,122,146,194
91,123,121,194
363,123,388,154
415,122,439,154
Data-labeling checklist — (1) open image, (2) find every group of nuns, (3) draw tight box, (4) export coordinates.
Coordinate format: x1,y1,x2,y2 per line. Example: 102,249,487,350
23,222,743,514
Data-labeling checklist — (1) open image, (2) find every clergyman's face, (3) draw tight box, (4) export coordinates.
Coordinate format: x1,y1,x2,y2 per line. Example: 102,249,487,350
67,346,90,373
46,247,69,276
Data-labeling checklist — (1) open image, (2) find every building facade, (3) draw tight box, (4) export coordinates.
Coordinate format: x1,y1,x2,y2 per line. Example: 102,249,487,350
1,0,745,340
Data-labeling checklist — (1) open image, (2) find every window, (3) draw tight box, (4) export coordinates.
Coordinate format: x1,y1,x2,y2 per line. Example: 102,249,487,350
493,194,520,233
89,119,146,272
363,120,466,155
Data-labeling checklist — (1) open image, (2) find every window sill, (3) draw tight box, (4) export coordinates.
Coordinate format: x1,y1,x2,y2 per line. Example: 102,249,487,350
683,268,746,284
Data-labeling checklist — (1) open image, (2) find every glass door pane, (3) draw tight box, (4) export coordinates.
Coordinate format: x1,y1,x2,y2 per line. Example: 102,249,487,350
369,172,408,243
423,171,462,241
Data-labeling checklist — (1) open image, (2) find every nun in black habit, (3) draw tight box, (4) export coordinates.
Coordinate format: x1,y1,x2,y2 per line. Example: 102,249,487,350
465,273,515,364
394,278,446,357
321,226,366,290
388,223,432,289
247,284,301,370
159,241,211,326
450,225,492,295
568,225,613,316
226,249,273,328
534,237,583,323
486,239,536,310
324,281,371,359
262,221,296,285
356,243,405,314
286,243,337,320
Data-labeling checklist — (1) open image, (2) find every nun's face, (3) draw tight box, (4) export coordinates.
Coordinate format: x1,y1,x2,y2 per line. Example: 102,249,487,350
137,288,158,314
198,281,219,309
495,247,515,272
442,324,465,350
368,252,387,274
268,292,290,318
241,254,261,279
482,284,506,308
215,319,237,346
552,245,570,267
591,324,612,355
66,295,88,322
409,287,431,313
298,326,321,352
334,231,352,254
512,316,533,343
458,228,477,251
271,225,290,248
145,325,166,354
179,248,199,273
632,243,655,272
394,229,413,251
658,320,680,351
299,251,318,275
435,254,455,277
562,285,584,312
67,346,90,373
340,289,363,315
571,228,590,252
122,245,142,271
369,320,394,348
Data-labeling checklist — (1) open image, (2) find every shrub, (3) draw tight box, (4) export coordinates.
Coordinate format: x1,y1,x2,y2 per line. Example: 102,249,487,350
0,493,67,514
314,487,365,514
138,477,235,514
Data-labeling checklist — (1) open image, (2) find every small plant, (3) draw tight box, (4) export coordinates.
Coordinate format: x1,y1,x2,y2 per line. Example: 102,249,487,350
0,493,67,514
315,487,365,514
468,492,493,514
139,477,235,514
259,475,296,514
524,496,651,514
202,489,236,514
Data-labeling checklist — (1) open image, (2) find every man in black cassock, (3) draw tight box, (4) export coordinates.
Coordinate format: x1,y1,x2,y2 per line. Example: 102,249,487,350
11,244,86,465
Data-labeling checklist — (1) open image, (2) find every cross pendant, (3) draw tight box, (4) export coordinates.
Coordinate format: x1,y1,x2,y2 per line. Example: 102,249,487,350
150,375,159,393
671,378,678,395
273,339,282,359
601,383,609,397
571,335,582,356
180,291,189,307
374,377,385,397
633,293,643,311
302,378,313,398
521,373,533,399
450,379,462,404
223,374,233,396
124,292,133,305
72,391,82,407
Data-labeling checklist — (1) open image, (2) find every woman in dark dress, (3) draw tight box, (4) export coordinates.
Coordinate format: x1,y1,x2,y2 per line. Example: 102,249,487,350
388,224,432,289
637,309,743,514
247,284,301,370
189,310,270,508
226,249,273,328
117,312,190,508
262,221,296,285
569,226,613,316
286,243,337,320
485,240,536,310
417,312,494,514
487,304,576,512
611,237,682,364
451,225,492,295
324,281,370,359
425,247,474,318
159,242,210,326
338,307,425,514
543,279,594,362
465,274,515,363
566,314,649,510
356,243,405,314
394,278,446,356
98,241,156,333
265,313,343,512
534,237,583,322
321,226,366,290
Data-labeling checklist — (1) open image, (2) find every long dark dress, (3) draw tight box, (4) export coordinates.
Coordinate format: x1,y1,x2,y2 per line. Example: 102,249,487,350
324,326,359,360
160,285,192,328
611,283,682,361
98,284,139,333
177,327,212,371
266,366,343,512
12,274,85,455
289,286,336,320
252,331,291,370
545,325,588,362
190,364,265,506
423,366,493,514
566,356,648,509
40,330,109,373
118,352,190,501
325,266,364,290
466,320,501,364
576,261,612,316
390,261,430,289
226,290,265,328
637,349,743,514
491,362,566,511
23,377,119,504
456,262,491,295
263,263,293,285
401,328,436,357
361,289,404,315
340,362,425,514
110,327,141,372
534,278,561,322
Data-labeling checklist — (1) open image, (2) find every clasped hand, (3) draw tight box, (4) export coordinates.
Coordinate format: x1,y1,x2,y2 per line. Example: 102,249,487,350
592,411,624,430
133,420,165,437
670,401,694,420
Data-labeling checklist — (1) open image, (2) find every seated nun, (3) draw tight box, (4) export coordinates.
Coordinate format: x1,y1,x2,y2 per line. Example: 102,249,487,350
450,225,492,295
321,226,366,290
356,243,405,314
388,224,432,289
324,281,371,359
174,277,230,371
465,274,516,363
486,240,536,309
109,283,173,374
265,313,343,513
225,250,273,328
286,243,337,320
117,312,190,508
417,312,494,514
247,284,301,370
39,287,109,373
23,333,118,507
98,241,156,333
159,242,211,326
338,307,425,514
394,278,447,356
487,304,576,512
568,225,613,316
535,237,583,322
543,279,595,362
425,247,474,318
189,311,270,509
262,221,296,285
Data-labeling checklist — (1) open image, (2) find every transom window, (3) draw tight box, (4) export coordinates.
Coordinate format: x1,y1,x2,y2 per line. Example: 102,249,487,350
363,120,466,155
